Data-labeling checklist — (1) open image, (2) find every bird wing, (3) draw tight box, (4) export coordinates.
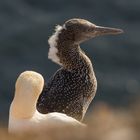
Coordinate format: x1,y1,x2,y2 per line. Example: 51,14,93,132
37,68,84,121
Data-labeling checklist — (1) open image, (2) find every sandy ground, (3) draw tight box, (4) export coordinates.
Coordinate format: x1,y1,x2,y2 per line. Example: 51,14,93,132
1,102,140,140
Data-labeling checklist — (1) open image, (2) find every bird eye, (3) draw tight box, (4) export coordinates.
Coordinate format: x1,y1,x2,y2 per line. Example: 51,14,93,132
87,27,95,32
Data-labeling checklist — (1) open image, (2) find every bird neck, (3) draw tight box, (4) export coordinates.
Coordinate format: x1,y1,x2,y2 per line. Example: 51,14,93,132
57,43,93,72
10,90,37,119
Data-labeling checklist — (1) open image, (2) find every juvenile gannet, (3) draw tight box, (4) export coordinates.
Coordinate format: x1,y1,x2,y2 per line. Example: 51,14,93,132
8,71,85,134
37,18,123,121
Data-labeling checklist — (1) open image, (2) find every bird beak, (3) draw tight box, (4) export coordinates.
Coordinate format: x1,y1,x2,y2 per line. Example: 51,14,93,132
94,25,124,36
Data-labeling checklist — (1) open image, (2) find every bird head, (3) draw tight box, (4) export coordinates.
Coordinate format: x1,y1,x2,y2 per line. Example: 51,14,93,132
63,18,123,44
15,71,44,101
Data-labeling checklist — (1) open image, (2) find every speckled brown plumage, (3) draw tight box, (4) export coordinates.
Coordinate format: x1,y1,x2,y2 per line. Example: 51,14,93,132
37,18,123,121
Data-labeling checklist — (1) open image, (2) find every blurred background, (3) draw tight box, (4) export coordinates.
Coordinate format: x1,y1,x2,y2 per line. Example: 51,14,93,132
0,0,140,124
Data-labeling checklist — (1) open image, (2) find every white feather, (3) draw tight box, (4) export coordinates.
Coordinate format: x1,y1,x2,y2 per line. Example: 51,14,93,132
48,25,64,65
8,71,85,134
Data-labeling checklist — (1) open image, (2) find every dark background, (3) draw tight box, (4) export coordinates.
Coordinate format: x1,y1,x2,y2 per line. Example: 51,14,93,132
0,0,140,123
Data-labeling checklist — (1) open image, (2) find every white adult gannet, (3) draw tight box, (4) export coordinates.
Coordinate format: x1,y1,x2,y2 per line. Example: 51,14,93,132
8,71,85,134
